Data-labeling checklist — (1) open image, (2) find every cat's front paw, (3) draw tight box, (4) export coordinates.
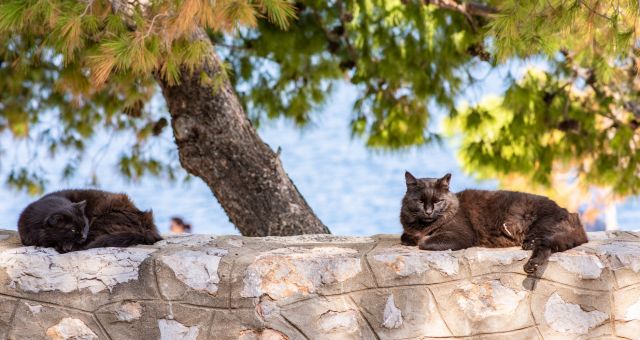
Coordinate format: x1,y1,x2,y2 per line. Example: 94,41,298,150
55,243,74,254
523,259,539,274
400,233,417,246
522,239,535,250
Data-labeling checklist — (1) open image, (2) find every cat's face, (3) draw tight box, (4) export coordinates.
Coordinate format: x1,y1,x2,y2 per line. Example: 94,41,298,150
401,172,453,224
44,201,89,244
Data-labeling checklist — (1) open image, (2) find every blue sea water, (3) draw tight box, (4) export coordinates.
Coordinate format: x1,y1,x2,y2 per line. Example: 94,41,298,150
1,82,639,235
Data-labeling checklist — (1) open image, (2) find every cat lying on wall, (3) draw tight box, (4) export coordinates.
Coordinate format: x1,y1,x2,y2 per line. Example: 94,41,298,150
400,172,588,274
18,189,162,253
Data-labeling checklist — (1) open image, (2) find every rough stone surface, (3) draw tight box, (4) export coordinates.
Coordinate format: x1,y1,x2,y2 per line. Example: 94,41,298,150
114,301,142,321
548,252,605,279
544,293,608,334
158,319,199,340
0,246,155,293
353,287,451,338
9,301,107,339
431,276,533,336
373,247,460,276
613,285,640,338
0,297,18,339
241,246,363,301
0,230,637,339
155,234,216,247
160,248,228,294
382,294,403,329
46,317,98,340
464,248,529,276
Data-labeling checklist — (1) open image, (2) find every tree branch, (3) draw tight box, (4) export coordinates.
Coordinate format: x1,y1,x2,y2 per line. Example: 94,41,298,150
423,0,498,31
424,0,498,17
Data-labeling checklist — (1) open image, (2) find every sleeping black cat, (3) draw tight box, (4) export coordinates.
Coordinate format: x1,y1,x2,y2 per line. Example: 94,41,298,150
18,189,163,253
400,172,588,274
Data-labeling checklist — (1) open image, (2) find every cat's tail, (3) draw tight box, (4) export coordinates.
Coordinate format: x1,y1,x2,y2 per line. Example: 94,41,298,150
84,230,162,249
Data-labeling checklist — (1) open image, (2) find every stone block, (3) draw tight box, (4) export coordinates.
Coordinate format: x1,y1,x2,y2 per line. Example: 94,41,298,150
281,295,377,339
464,247,530,276
208,308,305,340
0,246,159,311
154,246,233,308
350,287,452,338
8,301,107,339
612,285,640,339
0,296,18,339
96,301,214,340
593,240,640,288
530,281,612,338
429,274,533,336
368,245,468,287
542,248,615,291
235,246,375,306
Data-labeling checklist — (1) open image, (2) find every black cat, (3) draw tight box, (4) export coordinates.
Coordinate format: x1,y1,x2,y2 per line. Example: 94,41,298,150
18,189,162,253
400,172,588,274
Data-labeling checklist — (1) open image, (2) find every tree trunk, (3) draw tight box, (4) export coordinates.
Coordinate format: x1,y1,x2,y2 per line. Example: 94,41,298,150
157,33,330,236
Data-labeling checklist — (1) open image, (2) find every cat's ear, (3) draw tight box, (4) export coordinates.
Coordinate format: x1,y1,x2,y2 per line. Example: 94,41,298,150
405,171,417,187
438,173,452,190
73,200,87,212
45,214,63,227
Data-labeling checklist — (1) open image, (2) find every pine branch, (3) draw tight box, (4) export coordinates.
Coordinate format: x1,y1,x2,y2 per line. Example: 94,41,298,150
422,0,498,31
424,0,498,17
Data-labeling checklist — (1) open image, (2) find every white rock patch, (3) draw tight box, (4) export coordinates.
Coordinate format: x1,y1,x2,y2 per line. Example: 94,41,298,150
597,242,640,272
26,302,42,314
226,239,244,247
241,247,361,300
373,248,459,276
454,279,526,321
158,319,199,340
549,252,604,279
115,301,142,322
382,294,403,329
317,309,359,333
0,247,155,293
465,248,529,266
624,299,640,321
161,248,228,294
46,317,98,340
155,234,216,247
544,293,608,334
238,328,288,340
262,234,374,244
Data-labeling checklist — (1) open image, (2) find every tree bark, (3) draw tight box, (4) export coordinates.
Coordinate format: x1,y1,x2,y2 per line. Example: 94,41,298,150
156,33,330,236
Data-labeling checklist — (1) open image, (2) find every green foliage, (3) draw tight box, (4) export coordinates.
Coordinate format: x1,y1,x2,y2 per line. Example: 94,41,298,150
450,61,640,195
0,0,297,192
223,0,482,147
224,0,640,194
0,0,639,196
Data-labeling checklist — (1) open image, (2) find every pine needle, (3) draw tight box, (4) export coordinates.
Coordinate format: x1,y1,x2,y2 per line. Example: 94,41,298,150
258,0,296,29
0,1,28,31
224,0,257,28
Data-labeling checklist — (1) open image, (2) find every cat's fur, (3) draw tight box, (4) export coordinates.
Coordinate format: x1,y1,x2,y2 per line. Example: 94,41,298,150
18,189,163,253
400,172,588,274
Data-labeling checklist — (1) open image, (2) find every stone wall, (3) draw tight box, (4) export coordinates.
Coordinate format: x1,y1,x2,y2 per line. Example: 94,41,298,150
0,229,638,339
